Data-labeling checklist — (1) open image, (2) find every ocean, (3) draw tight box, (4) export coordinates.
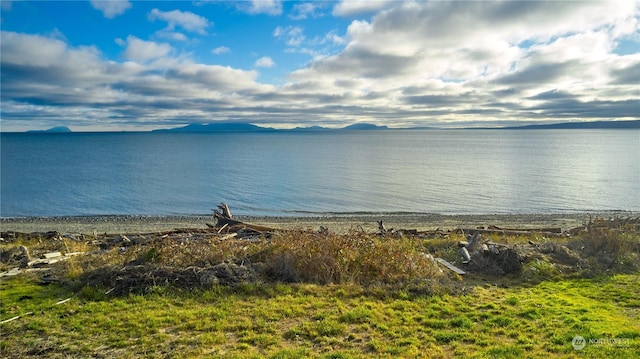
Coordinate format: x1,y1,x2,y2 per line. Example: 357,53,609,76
1,129,639,217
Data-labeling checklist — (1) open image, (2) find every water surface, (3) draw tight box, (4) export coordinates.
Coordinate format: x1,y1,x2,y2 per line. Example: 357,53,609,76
1,129,638,216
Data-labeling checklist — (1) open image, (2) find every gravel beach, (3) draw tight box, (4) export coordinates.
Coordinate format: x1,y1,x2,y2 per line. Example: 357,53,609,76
2,211,636,235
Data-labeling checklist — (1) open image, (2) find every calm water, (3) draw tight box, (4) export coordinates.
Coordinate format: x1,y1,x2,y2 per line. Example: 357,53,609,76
1,130,639,217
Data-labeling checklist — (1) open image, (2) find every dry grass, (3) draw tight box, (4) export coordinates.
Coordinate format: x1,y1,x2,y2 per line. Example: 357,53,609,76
2,218,639,294
257,229,444,285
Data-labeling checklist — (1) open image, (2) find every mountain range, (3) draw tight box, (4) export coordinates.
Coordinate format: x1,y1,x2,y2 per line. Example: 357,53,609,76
154,120,639,132
21,120,640,133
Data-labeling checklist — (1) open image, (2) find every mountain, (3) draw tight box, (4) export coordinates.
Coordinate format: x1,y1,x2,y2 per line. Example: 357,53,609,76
342,123,389,130
27,126,72,133
289,125,333,132
153,122,274,132
151,120,639,133
156,122,396,132
504,120,640,130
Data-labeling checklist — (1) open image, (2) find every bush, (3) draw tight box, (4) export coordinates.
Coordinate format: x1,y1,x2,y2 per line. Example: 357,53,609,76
259,230,444,285
522,259,561,283
575,220,640,274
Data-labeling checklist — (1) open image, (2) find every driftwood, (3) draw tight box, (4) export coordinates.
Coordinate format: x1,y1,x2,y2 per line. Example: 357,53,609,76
213,203,280,237
456,232,524,275
435,258,466,275
461,227,563,237
377,220,447,238
213,203,239,226
376,220,569,239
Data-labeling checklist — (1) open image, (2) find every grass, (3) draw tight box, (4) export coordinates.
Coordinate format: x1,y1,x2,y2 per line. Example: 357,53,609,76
2,220,639,357
2,274,639,358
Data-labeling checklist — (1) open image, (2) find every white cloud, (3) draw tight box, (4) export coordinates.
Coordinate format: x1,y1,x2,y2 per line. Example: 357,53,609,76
118,35,172,62
148,8,210,34
90,0,131,19
332,0,395,16
255,56,275,68
238,0,282,15
155,30,188,42
322,30,345,46
290,3,320,20
287,0,640,123
274,26,305,46
2,31,79,67
0,30,278,130
212,46,230,55
2,1,639,131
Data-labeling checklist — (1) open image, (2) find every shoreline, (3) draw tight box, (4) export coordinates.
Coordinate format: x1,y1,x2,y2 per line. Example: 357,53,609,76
2,211,637,234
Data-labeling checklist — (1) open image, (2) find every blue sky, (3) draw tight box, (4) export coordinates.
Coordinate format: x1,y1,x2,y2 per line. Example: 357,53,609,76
1,0,639,131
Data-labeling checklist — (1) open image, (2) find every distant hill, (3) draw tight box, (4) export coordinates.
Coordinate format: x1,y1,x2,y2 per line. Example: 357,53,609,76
156,122,397,132
342,123,390,130
153,122,274,132
27,126,72,133
289,126,333,132
148,120,639,133
504,120,640,130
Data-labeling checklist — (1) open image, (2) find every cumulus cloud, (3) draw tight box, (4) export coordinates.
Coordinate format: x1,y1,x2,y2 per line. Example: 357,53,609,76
286,0,639,125
117,36,172,62
148,8,210,34
0,30,277,130
255,56,275,68
238,0,282,15
320,29,345,46
212,46,230,55
90,0,131,19
332,0,395,16
274,26,305,46
1,1,639,131
290,2,321,20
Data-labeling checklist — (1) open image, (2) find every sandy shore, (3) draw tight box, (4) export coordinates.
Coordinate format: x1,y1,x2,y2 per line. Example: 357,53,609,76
2,211,636,235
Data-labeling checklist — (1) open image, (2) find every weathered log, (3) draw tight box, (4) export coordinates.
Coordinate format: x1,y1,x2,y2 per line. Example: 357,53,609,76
466,232,482,252
491,226,562,234
219,233,237,241
41,251,63,259
461,228,564,236
435,258,466,275
212,203,281,237
217,203,233,218
377,220,393,235
460,247,471,264
214,212,246,228
214,202,248,228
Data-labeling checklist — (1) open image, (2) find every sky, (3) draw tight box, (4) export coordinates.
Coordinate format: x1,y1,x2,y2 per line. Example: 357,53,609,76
0,0,639,131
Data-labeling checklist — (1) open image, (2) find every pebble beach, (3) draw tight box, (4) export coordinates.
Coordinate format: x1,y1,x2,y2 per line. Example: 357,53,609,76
2,212,635,235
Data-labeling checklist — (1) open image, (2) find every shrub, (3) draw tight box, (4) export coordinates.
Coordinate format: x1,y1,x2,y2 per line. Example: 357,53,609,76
260,230,444,285
566,220,640,275
522,259,561,283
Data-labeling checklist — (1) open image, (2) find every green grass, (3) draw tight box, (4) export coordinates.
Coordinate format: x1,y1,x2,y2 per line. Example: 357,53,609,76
2,220,638,357
2,274,639,358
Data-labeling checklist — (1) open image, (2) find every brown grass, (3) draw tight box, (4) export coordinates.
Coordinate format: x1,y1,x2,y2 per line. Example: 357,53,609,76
2,218,639,295
258,229,444,285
